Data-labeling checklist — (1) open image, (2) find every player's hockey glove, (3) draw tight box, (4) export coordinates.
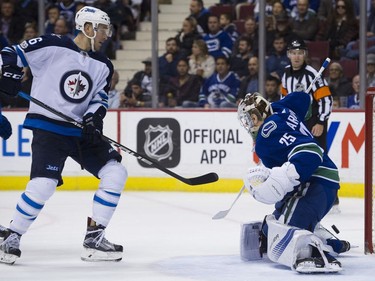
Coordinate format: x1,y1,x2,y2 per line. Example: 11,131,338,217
81,107,106,144
0,113,12,140
0,65,24,97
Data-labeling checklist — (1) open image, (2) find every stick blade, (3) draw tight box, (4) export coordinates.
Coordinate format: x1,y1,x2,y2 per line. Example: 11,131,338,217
212,210,229,220
184,172,219,185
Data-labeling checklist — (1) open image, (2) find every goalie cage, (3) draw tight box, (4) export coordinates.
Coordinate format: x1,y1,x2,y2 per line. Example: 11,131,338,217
365,88,375,254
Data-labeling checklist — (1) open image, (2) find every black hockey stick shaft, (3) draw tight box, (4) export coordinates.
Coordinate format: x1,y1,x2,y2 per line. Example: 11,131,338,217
18,91,219,185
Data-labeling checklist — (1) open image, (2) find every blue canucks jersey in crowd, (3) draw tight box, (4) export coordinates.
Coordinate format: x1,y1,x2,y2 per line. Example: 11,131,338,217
199,71,240,107
0,34,113,137
255,92,339,190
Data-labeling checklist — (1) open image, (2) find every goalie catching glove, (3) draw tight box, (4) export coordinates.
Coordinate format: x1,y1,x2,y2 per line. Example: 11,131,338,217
244,162,300,204
0,65,24,97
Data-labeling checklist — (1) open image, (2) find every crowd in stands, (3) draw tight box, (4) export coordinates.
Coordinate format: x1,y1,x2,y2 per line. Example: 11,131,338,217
0,0,372,110
119,0,370,110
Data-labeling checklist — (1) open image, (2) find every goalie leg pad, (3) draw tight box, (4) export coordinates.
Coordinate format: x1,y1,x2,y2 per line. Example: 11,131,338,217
266,215,341,273
240,221,263,261
266,215,315,268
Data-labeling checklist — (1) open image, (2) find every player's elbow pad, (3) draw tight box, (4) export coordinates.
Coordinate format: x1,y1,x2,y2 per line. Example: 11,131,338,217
251,162,300,204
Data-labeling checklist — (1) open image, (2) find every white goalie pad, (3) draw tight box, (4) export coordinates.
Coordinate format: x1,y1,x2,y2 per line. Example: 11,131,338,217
240,221,263,261
266,215,328,269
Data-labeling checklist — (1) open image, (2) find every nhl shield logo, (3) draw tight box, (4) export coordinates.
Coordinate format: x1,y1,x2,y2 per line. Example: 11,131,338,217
137,118,180,168
144,125,173,161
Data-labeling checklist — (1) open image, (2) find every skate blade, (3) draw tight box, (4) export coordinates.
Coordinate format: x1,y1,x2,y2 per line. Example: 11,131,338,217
0,251,18,265
295,261,342,274
81,247,122,262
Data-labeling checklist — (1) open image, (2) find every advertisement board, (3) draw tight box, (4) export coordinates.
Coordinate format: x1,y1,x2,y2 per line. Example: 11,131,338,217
0,109,365,196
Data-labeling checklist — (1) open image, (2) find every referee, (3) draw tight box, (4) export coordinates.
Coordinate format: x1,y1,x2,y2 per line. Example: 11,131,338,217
281,39,332,151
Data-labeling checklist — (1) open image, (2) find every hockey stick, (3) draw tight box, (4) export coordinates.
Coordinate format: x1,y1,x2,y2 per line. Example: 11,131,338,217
17,91,219,186
306,57,331,93
212,185,246,220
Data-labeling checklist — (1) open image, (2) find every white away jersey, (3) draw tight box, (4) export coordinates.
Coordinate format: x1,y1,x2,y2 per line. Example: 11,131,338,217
0,34,113,136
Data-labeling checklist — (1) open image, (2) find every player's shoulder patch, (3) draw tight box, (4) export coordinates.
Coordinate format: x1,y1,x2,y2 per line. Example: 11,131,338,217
261,120,277,138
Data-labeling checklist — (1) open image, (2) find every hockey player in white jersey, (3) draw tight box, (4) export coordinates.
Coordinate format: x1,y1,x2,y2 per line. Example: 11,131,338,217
237,92,350,273
0,7,128,264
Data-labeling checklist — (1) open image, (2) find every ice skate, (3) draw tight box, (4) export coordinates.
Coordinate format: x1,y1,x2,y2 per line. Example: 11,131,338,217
81,217,123,262
294,255,342,274
0,228,21,265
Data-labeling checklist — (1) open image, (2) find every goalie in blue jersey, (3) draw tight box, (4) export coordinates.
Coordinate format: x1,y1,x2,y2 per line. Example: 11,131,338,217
0,7,127,264
237,91,350,273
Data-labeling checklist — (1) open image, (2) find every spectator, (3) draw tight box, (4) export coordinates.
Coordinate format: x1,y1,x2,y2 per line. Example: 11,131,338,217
234,17,258,55
120,79,152,108
175,16,202,58
54,16,74,39
322,0,359,60
189,0,211,35
108,0,138,40
188,39,215,79
266,34,289,79
124,56,152,96
108,70,121,109
367,53,375,87
326,62,352,107
160,58,203,108
340,0,375,59
290,0,319,41
159,37,182,93
264,75,281,102
140,0,151,21
45,5,60,35
272,1,287,18
20,22,38,42
219,13,238,43
283,0,320,16
203,15,233,59
347,74,360,109
0,0,26,44
230,35,253,79
198,56,240,108
58,0,77,29
272,13,298,46
238,56,259,100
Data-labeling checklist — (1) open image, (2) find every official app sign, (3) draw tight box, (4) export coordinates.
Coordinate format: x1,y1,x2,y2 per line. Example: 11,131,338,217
137,118,180,168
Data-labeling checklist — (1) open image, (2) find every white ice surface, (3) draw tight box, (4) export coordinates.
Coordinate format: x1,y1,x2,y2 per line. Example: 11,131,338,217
0,191,374,281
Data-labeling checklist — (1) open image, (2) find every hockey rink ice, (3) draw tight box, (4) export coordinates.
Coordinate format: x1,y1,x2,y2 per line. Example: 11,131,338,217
0,190,374,281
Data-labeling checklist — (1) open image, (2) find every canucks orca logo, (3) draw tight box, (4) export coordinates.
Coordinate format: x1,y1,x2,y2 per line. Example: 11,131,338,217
261,121,277,138
60,70,93,103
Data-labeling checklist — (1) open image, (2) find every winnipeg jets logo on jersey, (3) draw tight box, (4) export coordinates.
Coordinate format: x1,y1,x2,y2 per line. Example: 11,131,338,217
60,70,93,103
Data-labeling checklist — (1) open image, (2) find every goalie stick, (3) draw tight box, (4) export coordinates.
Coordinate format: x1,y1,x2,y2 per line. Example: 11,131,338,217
18,91,219,186
212,185,246,220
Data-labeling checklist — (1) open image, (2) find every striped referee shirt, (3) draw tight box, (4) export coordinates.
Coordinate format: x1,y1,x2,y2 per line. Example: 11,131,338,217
281,63,332,124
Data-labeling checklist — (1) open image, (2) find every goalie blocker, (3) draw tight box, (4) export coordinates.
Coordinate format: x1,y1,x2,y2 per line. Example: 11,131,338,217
240,216,342,273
